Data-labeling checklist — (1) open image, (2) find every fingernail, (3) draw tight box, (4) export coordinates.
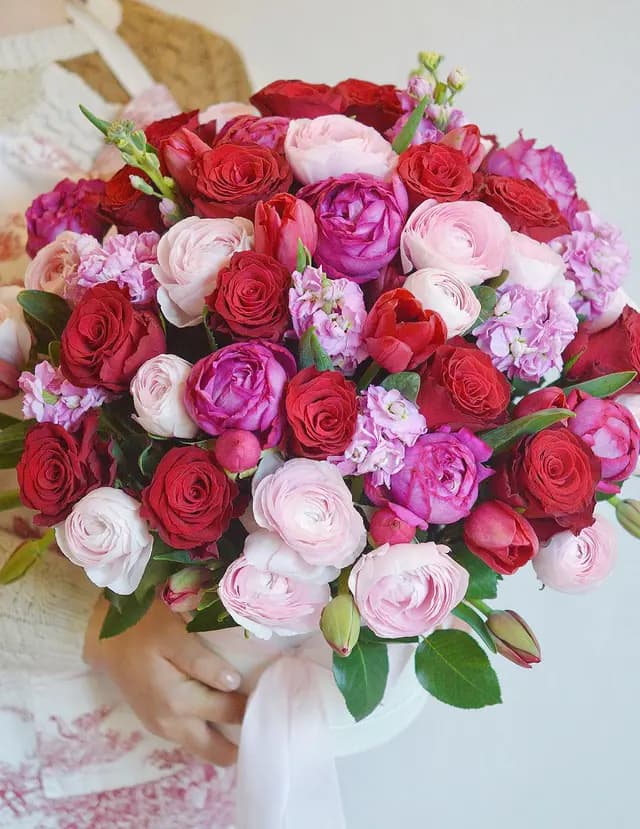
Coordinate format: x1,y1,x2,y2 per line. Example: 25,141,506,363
221,669,241,690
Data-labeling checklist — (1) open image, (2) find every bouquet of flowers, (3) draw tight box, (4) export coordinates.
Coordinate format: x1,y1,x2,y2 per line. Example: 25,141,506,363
2,51,639,721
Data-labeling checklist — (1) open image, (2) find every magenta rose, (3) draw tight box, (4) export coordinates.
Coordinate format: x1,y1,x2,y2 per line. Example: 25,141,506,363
185,340,297,447
26,178,108,257
298,173,408,283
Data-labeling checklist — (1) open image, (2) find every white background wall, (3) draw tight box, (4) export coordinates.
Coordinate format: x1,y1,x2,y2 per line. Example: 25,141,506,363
149,3,640,827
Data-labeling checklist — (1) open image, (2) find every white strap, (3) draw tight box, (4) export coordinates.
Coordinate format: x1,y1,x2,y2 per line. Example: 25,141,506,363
66,1,154,97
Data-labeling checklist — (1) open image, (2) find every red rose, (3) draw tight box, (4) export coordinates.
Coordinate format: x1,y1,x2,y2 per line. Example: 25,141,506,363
492,428,600,540
141,446,237,550
333,78,403,133
418,341,511,431
363,288,447,373
512,386,569,419
206,251,291,341
480,174,570,242
251,79,345,118
563,307,640,382
16,412,115,526
60,283,165,392
187,142,293,220
285,367,358,460
100,165,164,234
397,143,475,208
463,500,539,575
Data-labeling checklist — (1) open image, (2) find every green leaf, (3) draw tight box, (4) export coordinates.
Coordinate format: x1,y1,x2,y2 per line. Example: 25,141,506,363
471,285,498,327
18,290,71,346
480,408,574,453
299,327,333,371
79,104,111,136
486,270,509,290
0,420,35,469
202,308,219,352
0,534,50,584
451,543,499,600
562,348,585,377
186,598,237,633
296,239,312,272
333,640,389,721
138,441,164,479
380,371,421,403
48,340,61,366
564,370,637,399
99,590,155,639
451,604,497,653
358,626,419,645
415,629,501,709
134,556,172,603
0,413,20,429
0,489,22,512
152,535,203,564
392,95,429,154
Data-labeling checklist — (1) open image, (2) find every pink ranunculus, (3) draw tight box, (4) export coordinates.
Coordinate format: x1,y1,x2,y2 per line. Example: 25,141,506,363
298,173,408,283
218,553,331,639
504,231,566,291
485,132,578,217
185,340,296,447
567,391,640,485
24,231,83,297
55,487,154,595
401,200,510,286
153,215,254,327
440,124,490,172
131,354,198,439
284,114,397,186
252,458,367,569
532,514,617,593
0,286,34,399
348,541,469,638
254,193,318,272
243,528,338,584
198,101,260,129
403,267,480,337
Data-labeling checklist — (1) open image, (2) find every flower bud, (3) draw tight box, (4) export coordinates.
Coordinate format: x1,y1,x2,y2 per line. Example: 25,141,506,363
214,429,262,474
615,499,640,538
447,67,468,91
161,567,214,613
419,51,444,72
368,508,415,546
320,594,361,657
486,610,541,669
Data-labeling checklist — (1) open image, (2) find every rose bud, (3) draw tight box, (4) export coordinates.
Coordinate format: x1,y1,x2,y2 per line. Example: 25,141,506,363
486,610,541,669
463,500,539,575
369,508,416,546
254,192,318,272
320,594,361,657
615,499,640,538
214,429,262,474
161,567,214,613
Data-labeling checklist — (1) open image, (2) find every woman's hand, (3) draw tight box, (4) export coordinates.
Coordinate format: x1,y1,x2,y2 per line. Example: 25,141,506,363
83,596,246,766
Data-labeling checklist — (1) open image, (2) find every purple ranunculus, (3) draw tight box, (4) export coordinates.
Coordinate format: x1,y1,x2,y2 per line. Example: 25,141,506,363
215,115,291,152
185,341,297,447
298,173,408,283
485,132,578,218
25,178,108,258
366,427,493,526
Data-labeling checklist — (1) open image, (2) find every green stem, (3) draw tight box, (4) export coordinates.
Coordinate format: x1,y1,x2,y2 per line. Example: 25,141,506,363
337,566,352,596
357,360,382,392
468,598,493,617
608,494,622,507
0,490,23,512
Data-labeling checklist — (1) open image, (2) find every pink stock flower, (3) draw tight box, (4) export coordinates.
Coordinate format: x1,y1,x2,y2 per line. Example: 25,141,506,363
348,541,469,638
19,360,110,432
254,193,318,272
289,265,367,375
485,132,578,217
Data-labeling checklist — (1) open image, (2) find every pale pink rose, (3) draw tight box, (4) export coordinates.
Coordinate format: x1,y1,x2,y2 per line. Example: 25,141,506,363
505,231,566,290
55,487,153,595
24,230,82,296
284,114,398,185
218,553,331,639
348,541,469,638
252,458,367,569
198,101,259,129
0,285,33,399
401,200,510,286
403,267,480,337
243,528,338,584
532,514,617,593
153,216,254,327
131,354,198,439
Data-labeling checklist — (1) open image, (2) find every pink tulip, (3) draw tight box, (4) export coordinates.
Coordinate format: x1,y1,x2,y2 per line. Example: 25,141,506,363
160,127,210,195
254,193,318,272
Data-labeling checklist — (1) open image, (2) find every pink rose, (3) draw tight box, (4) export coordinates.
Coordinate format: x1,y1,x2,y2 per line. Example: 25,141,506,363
161,567,213,613
284,114,397,185
532,514,617,593
218,553,330,639
504,231,566,291
198,101,259,129
254,193,318,272
0,286,33,399
214,429,262,473
583,288,632,333
55,487,153,595
440,124,490,172
131,354,198,439
403,267,481,337
252,458,367,569
153,216,254,327
401,200,510,286
348,541,469,638
24,231,82,297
